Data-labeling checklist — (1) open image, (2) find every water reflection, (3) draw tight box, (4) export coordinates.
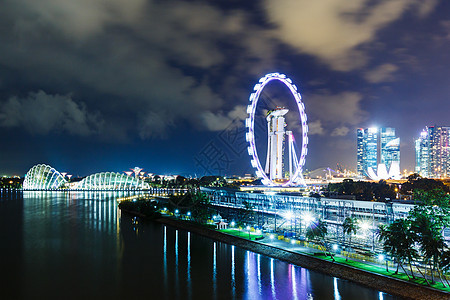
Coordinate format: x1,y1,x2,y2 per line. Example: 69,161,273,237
164,226,168,292
0,191,401,300
213,242,217,300
271,258,276,299
334,277,341,300
187,232,191,300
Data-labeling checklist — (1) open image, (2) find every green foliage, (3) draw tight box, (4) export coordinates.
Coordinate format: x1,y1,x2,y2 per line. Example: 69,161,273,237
378,188,450,284
378,220,418,268
118,199,161,219
0,177,23,189
306,219,328,240
306,219,334,261
413,189,450,208
327,179,396,201
400,174,449,195
342,217,357,236
168,191,213,223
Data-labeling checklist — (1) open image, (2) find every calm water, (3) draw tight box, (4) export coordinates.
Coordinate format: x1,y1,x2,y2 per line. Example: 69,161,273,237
0,190,399,300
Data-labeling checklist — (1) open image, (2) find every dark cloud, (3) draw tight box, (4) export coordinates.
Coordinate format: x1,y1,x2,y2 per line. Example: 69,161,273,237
306,91,368,134
0,91,103,136
0,0,448,174
263,0,438,71
364,63,398,83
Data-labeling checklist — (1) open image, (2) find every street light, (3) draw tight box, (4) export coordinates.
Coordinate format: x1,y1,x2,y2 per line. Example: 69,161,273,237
303,212,315,227
378,254,389,271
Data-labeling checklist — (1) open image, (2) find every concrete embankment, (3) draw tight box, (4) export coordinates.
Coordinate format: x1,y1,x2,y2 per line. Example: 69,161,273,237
153,216,450,300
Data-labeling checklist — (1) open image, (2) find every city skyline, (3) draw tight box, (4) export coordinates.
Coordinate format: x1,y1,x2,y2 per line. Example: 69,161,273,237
0,1,449,176
357,127,401,180
415,126,450,178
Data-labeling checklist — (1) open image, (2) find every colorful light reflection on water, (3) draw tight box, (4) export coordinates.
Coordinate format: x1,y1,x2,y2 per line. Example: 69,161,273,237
0,190,399,299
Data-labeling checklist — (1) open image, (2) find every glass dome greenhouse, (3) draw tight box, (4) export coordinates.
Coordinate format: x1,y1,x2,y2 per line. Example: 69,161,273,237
73,172,149,190
23,164,67,190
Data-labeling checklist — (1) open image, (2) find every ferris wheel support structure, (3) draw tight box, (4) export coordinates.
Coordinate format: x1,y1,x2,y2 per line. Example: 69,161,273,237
245,73,308,186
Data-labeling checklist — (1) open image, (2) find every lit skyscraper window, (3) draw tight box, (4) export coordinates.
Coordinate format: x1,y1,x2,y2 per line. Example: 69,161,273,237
417,126,450,178
356,127,400,179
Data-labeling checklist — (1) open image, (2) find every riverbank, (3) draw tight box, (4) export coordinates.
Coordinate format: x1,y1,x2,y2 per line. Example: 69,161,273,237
151,215,449,300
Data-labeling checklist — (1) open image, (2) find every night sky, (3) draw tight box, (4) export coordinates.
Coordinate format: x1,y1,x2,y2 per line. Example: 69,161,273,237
0,0,449,177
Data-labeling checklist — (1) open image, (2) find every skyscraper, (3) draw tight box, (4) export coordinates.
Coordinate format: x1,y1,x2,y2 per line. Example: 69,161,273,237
356,127,379,177
415,129,429,177
357,127,400,179
380,128,400,172
356,129,365,176
416,126,450,178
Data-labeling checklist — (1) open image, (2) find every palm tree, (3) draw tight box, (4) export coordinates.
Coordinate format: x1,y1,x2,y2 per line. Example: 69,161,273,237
412,212,447,285
306,219,334,262
342,217,357,261
378,219,417,279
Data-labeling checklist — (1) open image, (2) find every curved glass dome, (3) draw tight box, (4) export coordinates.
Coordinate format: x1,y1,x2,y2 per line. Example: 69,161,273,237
73,172,149,190
23,164,67,190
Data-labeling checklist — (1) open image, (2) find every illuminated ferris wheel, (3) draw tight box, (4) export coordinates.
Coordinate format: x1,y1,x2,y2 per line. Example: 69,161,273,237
245,73,308,186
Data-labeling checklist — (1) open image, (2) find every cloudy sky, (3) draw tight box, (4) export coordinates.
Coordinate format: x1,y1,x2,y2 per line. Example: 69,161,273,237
0,0,449,177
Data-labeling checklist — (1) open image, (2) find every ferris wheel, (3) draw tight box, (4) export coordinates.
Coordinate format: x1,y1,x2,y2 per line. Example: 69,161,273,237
245,73,308,186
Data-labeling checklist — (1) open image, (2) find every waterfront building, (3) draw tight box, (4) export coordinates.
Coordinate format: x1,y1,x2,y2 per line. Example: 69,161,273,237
23,164,149,190
356,127,400,179
416,126,450,178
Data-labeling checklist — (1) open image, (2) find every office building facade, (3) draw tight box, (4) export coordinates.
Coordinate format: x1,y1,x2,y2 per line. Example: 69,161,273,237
416,126,450,178
357,127,400,179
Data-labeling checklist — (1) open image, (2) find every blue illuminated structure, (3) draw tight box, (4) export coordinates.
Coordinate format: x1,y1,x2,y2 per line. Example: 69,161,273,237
74,172,149,190
23,164,149,190
23,164,67,190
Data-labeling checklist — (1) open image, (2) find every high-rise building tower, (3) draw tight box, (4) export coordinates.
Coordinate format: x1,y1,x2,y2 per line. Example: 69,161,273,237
415,129,429,177
380,128,400,171
356,127,378,177
417,126,450,178
357,129,365,176
357,127,400,179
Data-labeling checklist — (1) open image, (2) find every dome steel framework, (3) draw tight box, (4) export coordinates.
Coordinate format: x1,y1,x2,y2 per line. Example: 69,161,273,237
23,164,67,190
73,172,149,190
23,164,150,190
